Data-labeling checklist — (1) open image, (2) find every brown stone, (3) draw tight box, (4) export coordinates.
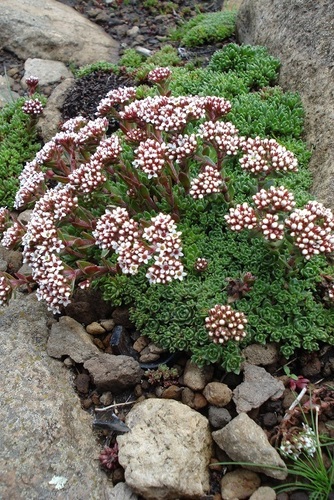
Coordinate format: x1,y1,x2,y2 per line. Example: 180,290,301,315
203,382,232,407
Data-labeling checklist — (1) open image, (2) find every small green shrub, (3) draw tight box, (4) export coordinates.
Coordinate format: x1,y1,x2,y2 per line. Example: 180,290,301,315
170,10,237,47
0,98,42,208
74,61,119,79
119,50,145,70
208,43,280,88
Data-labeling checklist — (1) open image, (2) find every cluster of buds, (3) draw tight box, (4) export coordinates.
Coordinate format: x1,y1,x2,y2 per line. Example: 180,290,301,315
280,423,317,460
194,257,208,272
96,86,137,116
285,201,334,259
132,138,167,178
189,165,223,199
93,209,185,283
25,75,39,95
147,67,172,83
239,137,298,176
205,304,248,344
253,186,295,213
0,207,9,233
22,98,44,116
0,275,11,307
197,120,239,155
226,187,294,241
225,203,258,231
99,443,119,470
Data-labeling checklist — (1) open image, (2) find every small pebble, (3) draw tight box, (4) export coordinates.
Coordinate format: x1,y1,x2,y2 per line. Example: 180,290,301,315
86,322,106,335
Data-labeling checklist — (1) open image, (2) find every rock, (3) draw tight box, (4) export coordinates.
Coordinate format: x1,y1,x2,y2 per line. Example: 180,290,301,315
84,354,143,392
212,413,287,480
86,321,106,335
0,75,20,108
237,0,334,211
127,26,140,37
64,288,113,325
133,335,150,352
208,406,232,429
183,360,214,391
117,399,212,499
0,0,119,67
162,385,183,400
203,382,233,407
242,343,279,366
75,373,91,394
0,244,23,274
100,319,115,332
21,58,73,88
37,77,74,142
47,315,100,363
100,391,113,406
0,292,113,499
233,363,284,413
249,486,277,500
220,469,261,500
108,482,139,499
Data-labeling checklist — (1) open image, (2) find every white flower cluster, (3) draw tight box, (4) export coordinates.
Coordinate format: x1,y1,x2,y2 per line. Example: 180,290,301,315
21,184,79,313
253,186,295,212
239,137,298,175
198,121,239,155
205,304,248,344
225,203,258,231
0,275,11,307
94,210,185,283
96,87,137,116
74,117,109,145
132,139,167,178
260,213,285,240
14,160,46,209
1,222,23,249
166,134,198,163
22,98,44,116
189,165,223,199
147,67,172,83
0,207,9,232
280,424,317,460
202,96,232,119
285,201,334,259
194,257,208,271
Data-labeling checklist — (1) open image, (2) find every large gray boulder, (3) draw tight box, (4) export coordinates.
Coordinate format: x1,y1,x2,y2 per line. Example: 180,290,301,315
237,0,334,210
0,293,113,499
0,0,119,67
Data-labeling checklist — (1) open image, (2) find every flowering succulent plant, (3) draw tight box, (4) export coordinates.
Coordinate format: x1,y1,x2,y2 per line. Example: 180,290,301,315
1,67,334,372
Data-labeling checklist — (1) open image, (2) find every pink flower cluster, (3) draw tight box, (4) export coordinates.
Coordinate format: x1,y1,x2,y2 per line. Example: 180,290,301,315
194,257,208,271
22,98,44,116
0,275,11,307
93,209,185,283
285,201,334,259
147,67,172,83
198,121,239,155
189,165,223,199
205,304,248,344
0,207,9,232
132,139,167,178
20,184,79,313
225,203,258,231
96,87,137,116
253,186,295,212
239,137,298,175
25,75,39,94
226,186,296,241
119,95,231,133
166,134,198,163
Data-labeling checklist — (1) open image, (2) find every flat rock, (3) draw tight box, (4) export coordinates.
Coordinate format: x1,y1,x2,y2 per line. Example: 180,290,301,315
233,363,284,413
183,359,213,391
22,58,73,88
242,343,279,366
0,292,113,499
237,0,334,211
0,0,119,67
117,399,212,499
212,413,287,480
220,469,261,500
47,315,100,363
84,353,143,392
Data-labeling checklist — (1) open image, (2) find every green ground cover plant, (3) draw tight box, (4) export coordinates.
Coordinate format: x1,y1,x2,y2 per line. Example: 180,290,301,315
0,96,43,208
1,48,334,373
169,10,237,47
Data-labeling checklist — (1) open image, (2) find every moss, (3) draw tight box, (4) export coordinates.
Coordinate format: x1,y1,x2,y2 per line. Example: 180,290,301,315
169,10,237,47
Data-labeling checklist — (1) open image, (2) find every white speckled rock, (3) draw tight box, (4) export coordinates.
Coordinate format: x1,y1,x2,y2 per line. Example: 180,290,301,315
117,399,212,499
